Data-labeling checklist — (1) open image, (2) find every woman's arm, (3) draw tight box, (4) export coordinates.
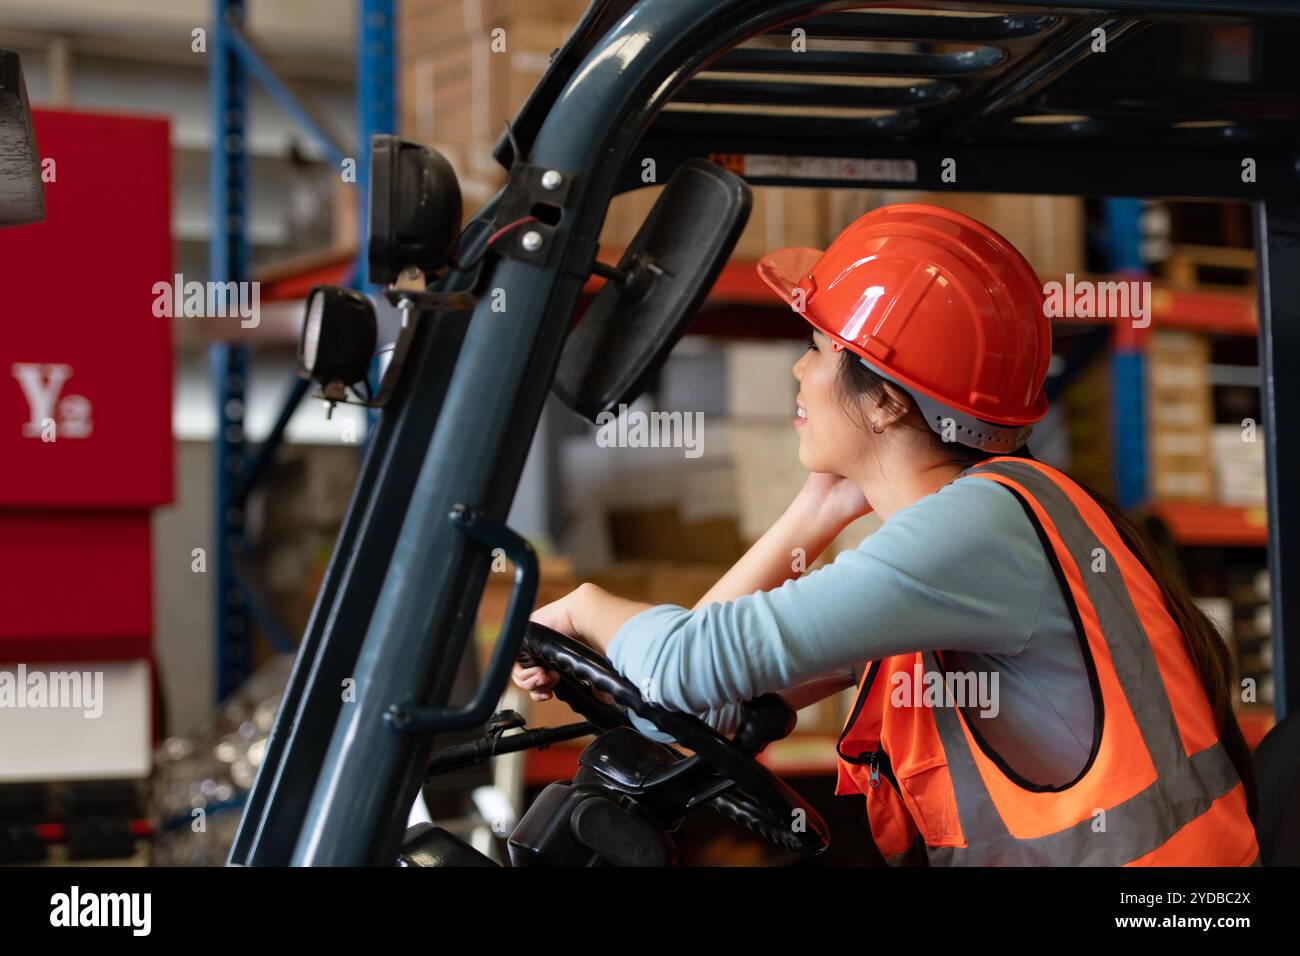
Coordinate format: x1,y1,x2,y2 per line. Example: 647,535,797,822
516,477,1044,720
590,478,1048,719
520,472,869,670
692,473,870,609
779,670,857,711
517,584,857,735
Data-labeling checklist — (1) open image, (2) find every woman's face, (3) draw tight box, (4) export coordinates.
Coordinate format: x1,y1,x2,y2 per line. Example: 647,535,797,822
792,329,869,474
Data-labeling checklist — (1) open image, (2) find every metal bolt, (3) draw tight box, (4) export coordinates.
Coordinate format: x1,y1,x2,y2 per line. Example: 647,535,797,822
540,169,563,190
521,230,543,252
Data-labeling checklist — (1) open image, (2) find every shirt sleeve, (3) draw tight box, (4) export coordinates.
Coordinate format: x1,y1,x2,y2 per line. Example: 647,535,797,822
607,476,1049,739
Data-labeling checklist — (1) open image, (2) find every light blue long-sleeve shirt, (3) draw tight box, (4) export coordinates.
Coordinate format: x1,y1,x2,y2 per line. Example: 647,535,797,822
606,474,1097,788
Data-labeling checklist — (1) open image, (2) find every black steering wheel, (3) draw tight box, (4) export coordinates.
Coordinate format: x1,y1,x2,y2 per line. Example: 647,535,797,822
520,623,830,856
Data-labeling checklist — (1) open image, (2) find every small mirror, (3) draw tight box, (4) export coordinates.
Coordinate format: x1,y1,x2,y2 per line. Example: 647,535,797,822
367,135,462,286
551,159,751,422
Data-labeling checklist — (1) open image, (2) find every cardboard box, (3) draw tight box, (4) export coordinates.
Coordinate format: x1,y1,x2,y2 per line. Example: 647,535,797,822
599,184,665,250
725,341,804,419
1060,352,1113,496
732,187,829,260
1150,464,1214,501
727,419,808,542
1217,474,1267,506
1146,331,1213,502
1148,398,1207,429
1211,424,1264,461
606,507,746,565
1148,329,1209,357
1213,426,1267,504
401,0,587,49
1149,362,1209,391
1151,430,1210,457
400,18,574,149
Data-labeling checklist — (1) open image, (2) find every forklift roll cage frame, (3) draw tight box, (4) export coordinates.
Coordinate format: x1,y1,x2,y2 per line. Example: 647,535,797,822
231,0,1300,866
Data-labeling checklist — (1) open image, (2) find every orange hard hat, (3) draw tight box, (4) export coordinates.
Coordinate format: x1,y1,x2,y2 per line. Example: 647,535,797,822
757,203,1050,452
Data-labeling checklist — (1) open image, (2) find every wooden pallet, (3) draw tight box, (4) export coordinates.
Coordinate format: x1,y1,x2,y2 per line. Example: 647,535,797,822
1164,243,1256,289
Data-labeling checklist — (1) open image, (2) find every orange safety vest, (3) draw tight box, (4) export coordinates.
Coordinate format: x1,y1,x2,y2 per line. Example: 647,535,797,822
835,457,1260,866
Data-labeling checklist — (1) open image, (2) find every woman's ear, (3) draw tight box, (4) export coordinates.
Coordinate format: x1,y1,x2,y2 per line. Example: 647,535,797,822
875,383,913,429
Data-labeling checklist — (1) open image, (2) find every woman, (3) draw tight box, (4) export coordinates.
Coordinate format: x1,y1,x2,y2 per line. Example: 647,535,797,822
512,203,1260,866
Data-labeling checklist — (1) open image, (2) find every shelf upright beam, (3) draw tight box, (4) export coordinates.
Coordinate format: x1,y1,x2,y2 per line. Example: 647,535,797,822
208,1,395,701
1102,198,1149,509
210,0,253,701
355,0,395,435
1254,199,1300,718
356,0,396,268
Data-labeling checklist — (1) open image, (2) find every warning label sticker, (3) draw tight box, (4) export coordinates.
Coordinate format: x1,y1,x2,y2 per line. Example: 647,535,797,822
710,153,918,183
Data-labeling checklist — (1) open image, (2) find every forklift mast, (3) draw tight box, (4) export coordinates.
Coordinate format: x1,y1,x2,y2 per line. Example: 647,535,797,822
231,0,1300,866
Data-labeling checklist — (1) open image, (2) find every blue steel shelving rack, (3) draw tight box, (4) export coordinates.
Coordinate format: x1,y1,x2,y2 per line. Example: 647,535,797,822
209,0,395,700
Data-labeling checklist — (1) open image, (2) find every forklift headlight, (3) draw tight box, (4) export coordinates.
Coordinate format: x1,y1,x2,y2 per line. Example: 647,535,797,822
367,135,462,286
297,285,377,388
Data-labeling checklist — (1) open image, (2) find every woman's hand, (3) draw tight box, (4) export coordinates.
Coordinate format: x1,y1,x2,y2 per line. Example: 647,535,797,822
511,590,581,702
511,584,651,703
690,474,870,610
796,471,872,527
511,659,561,702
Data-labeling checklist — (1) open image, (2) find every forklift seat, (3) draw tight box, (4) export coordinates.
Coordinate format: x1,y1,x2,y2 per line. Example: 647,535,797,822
1253,711,1300,867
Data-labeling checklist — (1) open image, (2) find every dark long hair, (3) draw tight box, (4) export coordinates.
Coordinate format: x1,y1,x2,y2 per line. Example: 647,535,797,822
837,353,1259,822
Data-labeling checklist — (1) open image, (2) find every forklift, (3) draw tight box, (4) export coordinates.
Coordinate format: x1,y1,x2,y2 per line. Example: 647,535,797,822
228,0,1300,866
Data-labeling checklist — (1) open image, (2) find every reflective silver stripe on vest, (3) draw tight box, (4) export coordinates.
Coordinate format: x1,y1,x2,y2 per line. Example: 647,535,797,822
920,460,1244,865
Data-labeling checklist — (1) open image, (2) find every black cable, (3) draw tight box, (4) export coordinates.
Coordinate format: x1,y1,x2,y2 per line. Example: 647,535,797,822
503,117,524,167
447,119,531,274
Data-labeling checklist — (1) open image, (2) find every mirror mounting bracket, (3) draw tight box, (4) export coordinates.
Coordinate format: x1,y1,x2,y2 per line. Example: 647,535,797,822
490,161,574,267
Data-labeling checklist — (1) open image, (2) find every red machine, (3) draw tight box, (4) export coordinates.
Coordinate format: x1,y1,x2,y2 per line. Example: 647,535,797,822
0,108,173,786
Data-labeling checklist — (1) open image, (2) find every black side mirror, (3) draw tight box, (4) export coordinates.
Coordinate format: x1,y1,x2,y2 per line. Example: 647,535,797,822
551,159,751,421
0,50,45,227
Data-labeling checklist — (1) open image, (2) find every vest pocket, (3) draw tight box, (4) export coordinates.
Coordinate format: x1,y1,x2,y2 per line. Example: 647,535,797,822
866,772,918,861
896,756,964,847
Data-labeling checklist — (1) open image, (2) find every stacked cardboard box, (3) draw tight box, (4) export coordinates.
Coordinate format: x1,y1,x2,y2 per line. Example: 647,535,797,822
1231,567,1273,707
606,506,746,566
1059,353,1114,497
1147,330,1214,502
725,341,807,543
398,0,588,216
1211,424,1267,505
734,187,829,260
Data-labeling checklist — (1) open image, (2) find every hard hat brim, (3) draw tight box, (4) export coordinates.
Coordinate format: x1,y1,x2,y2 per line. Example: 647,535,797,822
756,246,823,309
